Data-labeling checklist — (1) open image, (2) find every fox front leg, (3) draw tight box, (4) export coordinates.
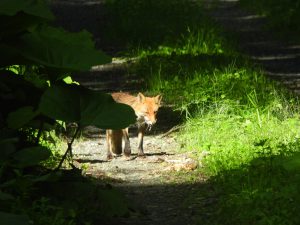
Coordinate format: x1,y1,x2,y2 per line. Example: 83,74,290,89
137,124,147,157
106,130,113,160
123,128,131,157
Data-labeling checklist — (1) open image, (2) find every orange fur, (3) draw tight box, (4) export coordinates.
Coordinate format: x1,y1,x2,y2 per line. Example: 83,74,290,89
106,92,162,159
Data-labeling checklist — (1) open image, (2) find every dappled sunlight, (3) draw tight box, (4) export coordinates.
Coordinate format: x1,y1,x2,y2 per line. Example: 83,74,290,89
209,0,300,92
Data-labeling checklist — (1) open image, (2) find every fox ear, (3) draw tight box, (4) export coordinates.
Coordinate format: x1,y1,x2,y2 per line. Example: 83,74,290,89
137,92,145,103
155,95,162,104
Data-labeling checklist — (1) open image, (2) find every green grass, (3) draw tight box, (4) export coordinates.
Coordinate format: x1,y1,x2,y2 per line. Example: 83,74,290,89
101,0,300,224
177,70,300,175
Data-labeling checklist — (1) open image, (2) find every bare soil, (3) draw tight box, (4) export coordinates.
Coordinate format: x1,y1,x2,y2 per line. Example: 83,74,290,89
73,129,190,184
71,130,207,225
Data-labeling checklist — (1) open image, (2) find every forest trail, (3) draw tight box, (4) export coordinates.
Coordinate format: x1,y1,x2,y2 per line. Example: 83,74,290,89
71,130,206,225
50,0,300,224
50,1,206,224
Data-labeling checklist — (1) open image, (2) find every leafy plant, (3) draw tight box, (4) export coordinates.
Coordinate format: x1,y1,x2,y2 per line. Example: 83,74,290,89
0,0,136,223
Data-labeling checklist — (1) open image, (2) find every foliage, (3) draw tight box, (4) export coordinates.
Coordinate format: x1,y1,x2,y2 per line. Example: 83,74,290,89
0,0,136,224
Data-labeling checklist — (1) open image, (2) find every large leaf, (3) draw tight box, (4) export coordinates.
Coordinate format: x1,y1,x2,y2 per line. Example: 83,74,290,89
0,71,42,118
17,26,111,70
7,106,38,129
0,212,30,225
80,90,137,128
0,191,14,201
39,84,80,122
0,14,42,42
39,84,136,129
0,138,17,163
0,0,54,20
13,146,51,167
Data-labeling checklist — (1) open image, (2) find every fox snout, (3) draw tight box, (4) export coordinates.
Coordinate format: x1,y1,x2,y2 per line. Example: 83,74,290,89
137,113,157,126
145,116,157,125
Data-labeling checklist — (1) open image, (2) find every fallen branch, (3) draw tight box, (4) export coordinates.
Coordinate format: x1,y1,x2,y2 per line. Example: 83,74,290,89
159,125,184,138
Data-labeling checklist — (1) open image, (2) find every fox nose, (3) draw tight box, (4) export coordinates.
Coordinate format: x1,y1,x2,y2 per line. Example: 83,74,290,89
145,117,156,125
150,118,157,125
147,120,153,125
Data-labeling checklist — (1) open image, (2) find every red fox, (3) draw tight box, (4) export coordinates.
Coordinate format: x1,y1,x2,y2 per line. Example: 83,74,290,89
106,92,162,159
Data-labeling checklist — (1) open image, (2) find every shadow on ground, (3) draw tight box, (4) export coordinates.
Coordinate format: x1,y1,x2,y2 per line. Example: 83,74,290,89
100,182,214,225
33,168,210,225
207,0,300,92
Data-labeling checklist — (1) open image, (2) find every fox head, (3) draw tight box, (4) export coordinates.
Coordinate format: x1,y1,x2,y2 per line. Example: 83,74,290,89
135,92,162,126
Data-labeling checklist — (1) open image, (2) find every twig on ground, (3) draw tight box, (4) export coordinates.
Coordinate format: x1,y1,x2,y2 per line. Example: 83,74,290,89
159,125,184,138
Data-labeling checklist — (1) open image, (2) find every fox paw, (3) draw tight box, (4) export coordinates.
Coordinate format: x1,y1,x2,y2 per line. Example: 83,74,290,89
138,152,146,158
124,149,131,157
106,154,113,161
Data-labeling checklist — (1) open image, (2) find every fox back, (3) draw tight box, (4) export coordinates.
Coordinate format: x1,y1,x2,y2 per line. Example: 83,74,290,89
111,92,162,126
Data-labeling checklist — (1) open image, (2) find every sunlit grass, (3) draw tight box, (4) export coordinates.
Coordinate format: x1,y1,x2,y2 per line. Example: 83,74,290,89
181,108,300,174
134,27,228,57
137,53,300,175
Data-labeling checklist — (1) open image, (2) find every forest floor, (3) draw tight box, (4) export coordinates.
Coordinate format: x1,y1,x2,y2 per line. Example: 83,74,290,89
50,0,300,224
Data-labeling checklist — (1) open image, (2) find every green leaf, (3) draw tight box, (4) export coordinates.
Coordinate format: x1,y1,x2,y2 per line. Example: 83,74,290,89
0,138,17,163
0,0,54,20
39,84,136,129
18,25,111,70
39,84,81,122
0,71,43,112
0,14,42,42
79,89,136,129
63,76,79,85
0,191,14,201
7,106,39,129
33,171,62,183
0,211,30,225
13,146,51,167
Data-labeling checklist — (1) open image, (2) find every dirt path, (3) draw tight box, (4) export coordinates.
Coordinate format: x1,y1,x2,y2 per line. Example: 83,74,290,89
73,129,190,183
50,0,300,224
71,130,207,225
